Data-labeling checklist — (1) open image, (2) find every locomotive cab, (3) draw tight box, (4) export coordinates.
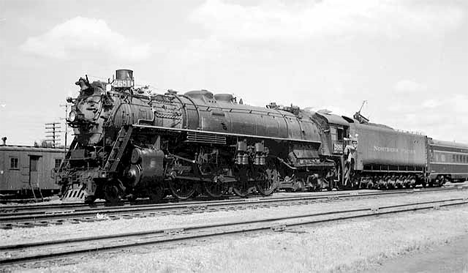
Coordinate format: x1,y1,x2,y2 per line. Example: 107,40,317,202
313,111,351,156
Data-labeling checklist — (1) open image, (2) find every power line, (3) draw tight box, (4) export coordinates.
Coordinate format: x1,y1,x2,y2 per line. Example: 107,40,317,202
45,122,61,148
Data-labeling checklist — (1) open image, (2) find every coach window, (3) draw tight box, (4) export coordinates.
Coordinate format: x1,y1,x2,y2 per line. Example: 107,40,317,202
441,154,446,162
10,157,19,169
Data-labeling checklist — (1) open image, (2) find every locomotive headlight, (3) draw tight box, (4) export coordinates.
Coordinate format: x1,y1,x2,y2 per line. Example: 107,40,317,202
68,110,77,122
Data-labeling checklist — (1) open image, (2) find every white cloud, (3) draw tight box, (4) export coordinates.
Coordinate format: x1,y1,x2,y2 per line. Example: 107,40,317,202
168,37,226,65
421,99,441,109
448,94,468,113
20,17,151,62
190,0,465,43
382,92,468,142
394,79,427,93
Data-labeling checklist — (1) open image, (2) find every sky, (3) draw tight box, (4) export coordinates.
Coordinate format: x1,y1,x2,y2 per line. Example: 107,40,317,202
0,0,467,146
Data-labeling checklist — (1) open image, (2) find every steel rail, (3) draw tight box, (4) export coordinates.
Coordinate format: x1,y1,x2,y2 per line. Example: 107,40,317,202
0,187,464,228
0,198,467,266
0,186,458,215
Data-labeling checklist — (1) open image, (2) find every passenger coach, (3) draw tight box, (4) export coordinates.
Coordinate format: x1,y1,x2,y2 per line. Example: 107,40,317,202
427,139,468,185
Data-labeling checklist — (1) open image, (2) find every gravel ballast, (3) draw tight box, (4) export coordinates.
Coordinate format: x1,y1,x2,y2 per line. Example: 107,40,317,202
1,190,467,272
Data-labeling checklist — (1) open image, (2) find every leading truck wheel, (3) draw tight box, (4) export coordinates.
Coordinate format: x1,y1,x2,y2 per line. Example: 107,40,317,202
103,185,121,204
149,185,166,203
84,195,97,204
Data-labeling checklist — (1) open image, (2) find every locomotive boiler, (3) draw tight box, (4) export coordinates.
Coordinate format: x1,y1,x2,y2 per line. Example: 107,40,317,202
57,70,337,203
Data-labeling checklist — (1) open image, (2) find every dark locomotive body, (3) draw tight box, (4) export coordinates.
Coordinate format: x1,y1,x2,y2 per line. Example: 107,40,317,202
57,69,468,203
347,121,427,189
58,70,336,203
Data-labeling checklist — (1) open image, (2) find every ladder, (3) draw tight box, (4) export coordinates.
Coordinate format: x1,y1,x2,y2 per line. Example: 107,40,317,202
57,138,78,172
104,126,134,172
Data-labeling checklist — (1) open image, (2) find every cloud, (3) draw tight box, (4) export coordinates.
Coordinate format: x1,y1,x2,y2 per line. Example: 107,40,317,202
190,0,465,42
20,17,151,62
382,92,468,142
394,79,427,93
421,99,441,109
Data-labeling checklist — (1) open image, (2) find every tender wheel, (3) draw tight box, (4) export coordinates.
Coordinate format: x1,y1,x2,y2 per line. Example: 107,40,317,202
255,164,279,196
169,178,196,200
203,182,228,198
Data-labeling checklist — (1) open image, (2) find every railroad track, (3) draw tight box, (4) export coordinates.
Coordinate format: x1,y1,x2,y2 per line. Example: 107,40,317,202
0,187,464,229
1,197,467,267
2,185,464,215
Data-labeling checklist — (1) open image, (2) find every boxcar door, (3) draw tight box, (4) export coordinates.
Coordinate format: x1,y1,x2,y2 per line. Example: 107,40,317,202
29,155,41,191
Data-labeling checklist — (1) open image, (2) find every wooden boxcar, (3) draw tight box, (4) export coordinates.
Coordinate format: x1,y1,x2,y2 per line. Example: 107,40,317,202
0,145,65,196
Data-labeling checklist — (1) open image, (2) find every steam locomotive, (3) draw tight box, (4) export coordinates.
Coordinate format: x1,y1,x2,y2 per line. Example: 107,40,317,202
56,69,468,203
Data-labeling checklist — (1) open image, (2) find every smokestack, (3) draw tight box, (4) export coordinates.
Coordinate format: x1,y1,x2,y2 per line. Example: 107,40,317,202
1,137,6,145
115,69,133,81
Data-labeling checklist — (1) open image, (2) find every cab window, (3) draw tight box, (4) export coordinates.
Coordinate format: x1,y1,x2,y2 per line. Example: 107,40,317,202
337,128,344,141
331,127,337,141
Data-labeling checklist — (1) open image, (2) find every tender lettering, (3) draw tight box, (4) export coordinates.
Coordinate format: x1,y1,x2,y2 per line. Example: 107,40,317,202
373,146,415,154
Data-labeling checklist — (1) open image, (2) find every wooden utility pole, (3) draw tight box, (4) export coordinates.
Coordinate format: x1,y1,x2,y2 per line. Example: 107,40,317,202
60,104,70,153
